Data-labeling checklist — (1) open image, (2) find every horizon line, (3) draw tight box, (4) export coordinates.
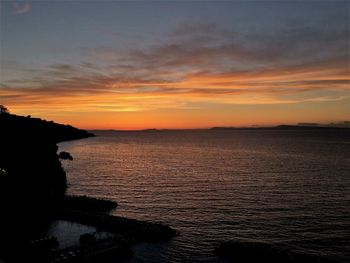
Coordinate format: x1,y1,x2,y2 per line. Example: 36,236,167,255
88,124,350,132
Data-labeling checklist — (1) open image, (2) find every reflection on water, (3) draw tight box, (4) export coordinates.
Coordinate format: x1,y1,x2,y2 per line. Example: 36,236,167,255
59,129,350,262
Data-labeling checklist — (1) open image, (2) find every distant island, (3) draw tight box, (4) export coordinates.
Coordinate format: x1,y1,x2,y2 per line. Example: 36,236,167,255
211,124,350,130
90,123,350,133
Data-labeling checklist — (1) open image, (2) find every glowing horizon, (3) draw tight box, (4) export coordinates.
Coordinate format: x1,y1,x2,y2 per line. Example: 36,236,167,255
1,1,349,130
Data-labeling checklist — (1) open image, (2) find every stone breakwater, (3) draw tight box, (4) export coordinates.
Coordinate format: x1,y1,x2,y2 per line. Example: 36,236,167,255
57,208,178,242
57,195,177,242
0,195,177,263
60,195,118,212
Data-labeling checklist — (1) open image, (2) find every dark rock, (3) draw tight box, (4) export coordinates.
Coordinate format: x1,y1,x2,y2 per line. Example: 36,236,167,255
80,233,96,245
216,241,336,263
61,195,118,212
58,151,73,161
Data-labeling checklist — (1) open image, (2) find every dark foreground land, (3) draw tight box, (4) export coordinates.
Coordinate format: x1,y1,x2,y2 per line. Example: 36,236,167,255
0,112,176,263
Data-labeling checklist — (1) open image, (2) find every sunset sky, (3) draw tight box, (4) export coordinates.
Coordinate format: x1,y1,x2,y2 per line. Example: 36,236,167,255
1,0,349,129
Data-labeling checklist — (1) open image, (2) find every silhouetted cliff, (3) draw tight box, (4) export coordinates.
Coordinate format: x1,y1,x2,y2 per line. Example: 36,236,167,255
0,112,94,203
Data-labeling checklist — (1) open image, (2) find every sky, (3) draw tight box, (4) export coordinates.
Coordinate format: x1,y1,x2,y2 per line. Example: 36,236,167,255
0,0,349,129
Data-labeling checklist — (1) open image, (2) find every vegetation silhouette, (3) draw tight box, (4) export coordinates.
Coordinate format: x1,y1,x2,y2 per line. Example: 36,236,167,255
0,105,9,114
0,106,94,262
0,106,93,201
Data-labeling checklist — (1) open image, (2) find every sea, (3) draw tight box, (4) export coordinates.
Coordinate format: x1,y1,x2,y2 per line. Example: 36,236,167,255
58,129,350,262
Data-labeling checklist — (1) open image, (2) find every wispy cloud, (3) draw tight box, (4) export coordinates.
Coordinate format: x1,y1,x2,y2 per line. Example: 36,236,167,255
1,23,349,115
1,55,349,112
85,21,349,76
12,0,31,15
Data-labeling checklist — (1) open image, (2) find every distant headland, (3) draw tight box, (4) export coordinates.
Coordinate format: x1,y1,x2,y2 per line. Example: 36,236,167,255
90,122,350,133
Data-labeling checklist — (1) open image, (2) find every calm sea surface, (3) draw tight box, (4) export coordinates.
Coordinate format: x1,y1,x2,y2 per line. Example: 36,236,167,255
58,129,350,262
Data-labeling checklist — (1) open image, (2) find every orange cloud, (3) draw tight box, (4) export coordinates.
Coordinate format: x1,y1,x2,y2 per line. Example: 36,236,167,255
1,22,349,128
1,56,349,116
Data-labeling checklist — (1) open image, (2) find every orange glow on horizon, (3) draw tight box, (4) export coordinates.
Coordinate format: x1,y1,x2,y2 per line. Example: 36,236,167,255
1,1,349,130
1,55,349,130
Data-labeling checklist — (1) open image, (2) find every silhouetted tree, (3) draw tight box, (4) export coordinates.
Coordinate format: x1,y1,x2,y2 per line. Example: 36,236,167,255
0,105,9,114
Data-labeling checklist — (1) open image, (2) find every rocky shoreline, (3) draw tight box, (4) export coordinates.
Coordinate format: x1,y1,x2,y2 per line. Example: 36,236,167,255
0,110,177,263
21,194,177,263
